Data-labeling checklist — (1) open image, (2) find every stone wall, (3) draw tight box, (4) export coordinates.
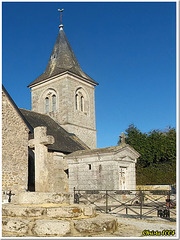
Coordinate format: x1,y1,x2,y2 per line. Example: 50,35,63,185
2,89,29,195
64,124,97,151
47,152,69,192
30,74,97,149
34,150,69,193
68,156,118,191
67,146,138,192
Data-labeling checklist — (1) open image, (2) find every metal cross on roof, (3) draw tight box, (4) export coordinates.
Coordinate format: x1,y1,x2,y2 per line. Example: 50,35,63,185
58,9,64,28
120,132,126,144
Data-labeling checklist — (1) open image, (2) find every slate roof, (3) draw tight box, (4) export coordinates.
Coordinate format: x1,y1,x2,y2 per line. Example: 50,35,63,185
19,109,89,153
28,28,98,87
66,144,140,158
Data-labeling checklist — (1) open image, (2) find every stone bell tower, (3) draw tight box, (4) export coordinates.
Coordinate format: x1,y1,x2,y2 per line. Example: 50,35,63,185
28,10,98,149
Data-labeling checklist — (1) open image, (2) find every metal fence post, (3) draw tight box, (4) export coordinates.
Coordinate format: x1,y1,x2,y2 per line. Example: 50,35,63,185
73,187,76,204
105,190,108,213
140,190,143,219
126,207,128,215
167,190,171,218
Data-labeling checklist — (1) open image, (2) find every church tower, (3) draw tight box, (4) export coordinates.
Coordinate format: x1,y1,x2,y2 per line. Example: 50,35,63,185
28,12,98,149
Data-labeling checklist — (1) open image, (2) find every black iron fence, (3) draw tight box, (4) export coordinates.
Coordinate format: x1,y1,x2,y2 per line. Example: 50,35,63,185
74,188,176,220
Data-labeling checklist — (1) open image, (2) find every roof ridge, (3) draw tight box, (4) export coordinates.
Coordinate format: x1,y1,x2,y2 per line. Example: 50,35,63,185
66,143,141,158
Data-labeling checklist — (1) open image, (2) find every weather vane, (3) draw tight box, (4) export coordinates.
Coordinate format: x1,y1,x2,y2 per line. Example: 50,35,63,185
58,9,64,28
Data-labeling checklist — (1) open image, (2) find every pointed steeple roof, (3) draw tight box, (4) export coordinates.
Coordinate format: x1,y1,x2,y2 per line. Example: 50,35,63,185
28,27,98,87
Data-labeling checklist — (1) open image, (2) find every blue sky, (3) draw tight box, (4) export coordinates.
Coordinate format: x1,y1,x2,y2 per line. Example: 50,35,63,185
2,2,176,148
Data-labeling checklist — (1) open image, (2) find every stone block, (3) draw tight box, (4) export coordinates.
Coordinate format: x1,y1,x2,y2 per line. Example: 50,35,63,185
17,192,71,204
73,215,117,233
2,204,46,217
32,219,70,236
2,218,29,234
83,205,96,217
46,206,82,218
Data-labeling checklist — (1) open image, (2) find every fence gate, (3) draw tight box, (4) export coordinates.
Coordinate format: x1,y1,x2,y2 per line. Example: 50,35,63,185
74,188,176,220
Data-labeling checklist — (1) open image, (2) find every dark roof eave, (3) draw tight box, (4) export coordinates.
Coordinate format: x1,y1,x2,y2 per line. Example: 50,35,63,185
28,70,99,88
48,148,72,154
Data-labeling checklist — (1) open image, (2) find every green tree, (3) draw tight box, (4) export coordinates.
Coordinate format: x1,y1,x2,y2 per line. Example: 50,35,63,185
118,124,149,167
118,124,176,184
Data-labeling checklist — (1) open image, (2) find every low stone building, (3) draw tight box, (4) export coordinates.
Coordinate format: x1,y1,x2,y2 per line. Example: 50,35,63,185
66,142,140,192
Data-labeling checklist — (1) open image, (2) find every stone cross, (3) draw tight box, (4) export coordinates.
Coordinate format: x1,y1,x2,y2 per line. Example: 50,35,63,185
7,191,15,203
120,132,126,144
28,126,54,192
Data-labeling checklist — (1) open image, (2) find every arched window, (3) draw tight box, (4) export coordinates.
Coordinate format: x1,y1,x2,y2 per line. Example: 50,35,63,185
81,96,84,112
75,87,88,113
52,95,56,112
75,94,78,110
43,89,57,114
45,97,49,113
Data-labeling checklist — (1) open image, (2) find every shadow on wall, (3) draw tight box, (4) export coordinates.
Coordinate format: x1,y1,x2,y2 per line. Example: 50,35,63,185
28,148,35,191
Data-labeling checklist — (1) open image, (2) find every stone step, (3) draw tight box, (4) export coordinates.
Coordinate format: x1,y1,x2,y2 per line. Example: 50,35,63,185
2,202,117,237
2,203,96,218
2,214,117,237
15,192,71,204
73,215,118,233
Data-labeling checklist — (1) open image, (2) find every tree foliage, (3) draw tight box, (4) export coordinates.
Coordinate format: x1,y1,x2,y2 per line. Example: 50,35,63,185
118,124,176,184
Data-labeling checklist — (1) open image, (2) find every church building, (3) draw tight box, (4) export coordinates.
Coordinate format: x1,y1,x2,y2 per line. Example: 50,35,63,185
2,13,140,199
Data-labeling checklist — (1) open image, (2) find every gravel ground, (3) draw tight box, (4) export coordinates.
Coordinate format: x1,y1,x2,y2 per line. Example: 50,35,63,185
92,215,177,238
116,215,176,237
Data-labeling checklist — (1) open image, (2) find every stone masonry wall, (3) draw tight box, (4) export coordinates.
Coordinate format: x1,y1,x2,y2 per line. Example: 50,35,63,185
68,155,120,192
64,125,97,151
2,90,29,195
67,147,138,192
31,74,97,149
47,152,69,192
